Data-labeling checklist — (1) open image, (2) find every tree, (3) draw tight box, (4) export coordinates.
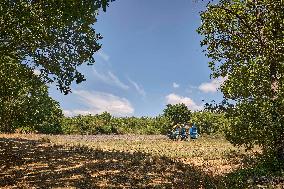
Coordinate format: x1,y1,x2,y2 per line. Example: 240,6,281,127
0,57,63,133
163,104,191,126
0,0,114,94
191,111,228,135
198,0,284,160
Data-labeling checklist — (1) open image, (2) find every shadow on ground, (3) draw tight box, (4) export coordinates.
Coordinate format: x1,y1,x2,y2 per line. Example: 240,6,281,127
0,137,218,189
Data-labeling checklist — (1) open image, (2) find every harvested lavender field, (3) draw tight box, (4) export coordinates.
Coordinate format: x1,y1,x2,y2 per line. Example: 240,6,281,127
2,134,281,189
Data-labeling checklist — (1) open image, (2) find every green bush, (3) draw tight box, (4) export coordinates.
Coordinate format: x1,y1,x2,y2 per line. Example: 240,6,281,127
36,122,63,134
191,111,228,135
60,113,170,135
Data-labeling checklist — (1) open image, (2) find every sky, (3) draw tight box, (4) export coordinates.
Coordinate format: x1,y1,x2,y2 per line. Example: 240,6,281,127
49,0,224,117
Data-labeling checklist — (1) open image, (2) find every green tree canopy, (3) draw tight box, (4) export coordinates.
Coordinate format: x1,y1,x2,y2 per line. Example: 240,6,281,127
163,104,191,126
198,0,284,159
0,57,63,133
1,0,113,94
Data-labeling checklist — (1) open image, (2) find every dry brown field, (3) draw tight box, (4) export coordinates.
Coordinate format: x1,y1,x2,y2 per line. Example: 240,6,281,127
1,134,282,188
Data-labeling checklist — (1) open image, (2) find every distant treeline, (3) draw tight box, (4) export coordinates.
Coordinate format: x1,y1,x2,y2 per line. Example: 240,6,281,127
61,112,170,135
11,111,228,135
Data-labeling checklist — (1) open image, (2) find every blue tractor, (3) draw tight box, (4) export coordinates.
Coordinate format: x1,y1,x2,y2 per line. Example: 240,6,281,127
168,127,181,140
189,124,198,139
167,123,199,141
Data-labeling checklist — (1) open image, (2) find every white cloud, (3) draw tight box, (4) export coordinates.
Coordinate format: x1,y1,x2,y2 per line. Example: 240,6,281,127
64,109,98,117
198,77,226,93
93,69,129,90
165,93,203,111
173,82,180,88
33,69,41,76
97,50,110,62
128,78,146,97
64,90,134,117
63,110,73,117
108,72,129,90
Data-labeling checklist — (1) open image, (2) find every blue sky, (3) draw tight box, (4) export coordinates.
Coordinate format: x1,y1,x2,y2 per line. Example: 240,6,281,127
49,0,224,117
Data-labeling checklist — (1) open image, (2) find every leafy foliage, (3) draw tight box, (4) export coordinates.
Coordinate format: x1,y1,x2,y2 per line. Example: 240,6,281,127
0,0,114,94
61,113,170,135
198,0,284,159
50,108,175,135
191,111,228,135
163,104,191,126
190,100,230,135
0,0,114,133
222,152,284,188
0,58,63,133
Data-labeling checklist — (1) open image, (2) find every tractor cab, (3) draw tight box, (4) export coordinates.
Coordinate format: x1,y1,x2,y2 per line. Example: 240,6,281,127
180,125,188,140
167,123,199,141
167,124,181,140
189,124,198,139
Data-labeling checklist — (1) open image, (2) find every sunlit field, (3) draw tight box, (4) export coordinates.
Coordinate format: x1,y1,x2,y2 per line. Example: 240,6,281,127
34,134,259,176
2,134,280,189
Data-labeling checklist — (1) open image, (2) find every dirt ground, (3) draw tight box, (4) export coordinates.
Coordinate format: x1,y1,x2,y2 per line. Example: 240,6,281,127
0,134,281,189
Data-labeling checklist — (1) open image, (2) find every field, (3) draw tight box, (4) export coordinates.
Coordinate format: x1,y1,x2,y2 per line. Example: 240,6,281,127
0,134,282,188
